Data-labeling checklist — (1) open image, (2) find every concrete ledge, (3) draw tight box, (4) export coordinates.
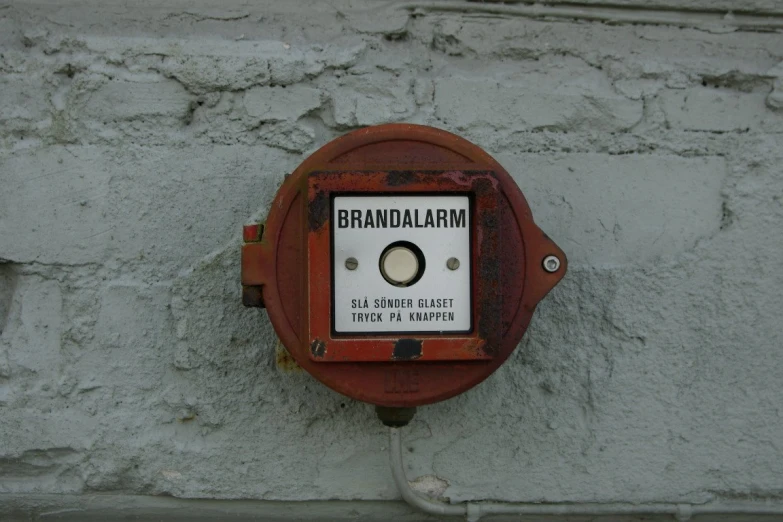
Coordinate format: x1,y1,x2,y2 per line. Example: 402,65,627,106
3,495,783,522
1,495,432,522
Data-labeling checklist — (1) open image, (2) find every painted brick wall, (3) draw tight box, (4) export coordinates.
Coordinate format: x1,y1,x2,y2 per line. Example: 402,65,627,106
1,0,782,513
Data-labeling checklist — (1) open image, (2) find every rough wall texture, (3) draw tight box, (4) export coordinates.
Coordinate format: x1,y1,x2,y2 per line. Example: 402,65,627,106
1,0,783,516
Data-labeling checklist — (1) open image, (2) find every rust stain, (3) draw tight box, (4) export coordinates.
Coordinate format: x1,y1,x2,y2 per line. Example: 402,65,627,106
477,190,502,356
308,182,331,232
276,341,303,372
386,170,424,186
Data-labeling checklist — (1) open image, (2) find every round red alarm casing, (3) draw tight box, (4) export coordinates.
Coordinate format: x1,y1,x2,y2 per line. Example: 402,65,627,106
241,124,566,407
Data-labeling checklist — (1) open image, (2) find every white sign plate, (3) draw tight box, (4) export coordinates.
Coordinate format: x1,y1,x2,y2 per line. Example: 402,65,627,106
332,195,471,333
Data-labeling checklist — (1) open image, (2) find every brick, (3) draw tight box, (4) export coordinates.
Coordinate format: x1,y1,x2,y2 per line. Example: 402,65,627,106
1,277,62,374
329,75,414,127
89,283,173,387
81,37,364,92
243,85,322,122
660,88,783,132
435,77,642,132
0,148,112,265
0,78,49,135
0,145,295,273
80,79,192,120
495,153,727,265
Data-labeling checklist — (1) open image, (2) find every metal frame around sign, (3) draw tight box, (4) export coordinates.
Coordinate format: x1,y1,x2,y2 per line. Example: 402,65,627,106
306,170,501,363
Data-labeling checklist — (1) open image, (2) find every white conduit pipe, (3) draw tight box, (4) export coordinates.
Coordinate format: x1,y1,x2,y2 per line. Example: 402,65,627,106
397,1,783,31
389,428,783,522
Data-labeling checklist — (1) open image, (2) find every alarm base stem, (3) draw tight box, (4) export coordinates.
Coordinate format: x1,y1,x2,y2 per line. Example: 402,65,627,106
375,406,417,427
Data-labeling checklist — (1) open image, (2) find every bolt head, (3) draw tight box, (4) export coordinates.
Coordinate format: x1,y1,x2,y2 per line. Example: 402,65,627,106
446,257,460,270
345,257,359,270
543,255,561,273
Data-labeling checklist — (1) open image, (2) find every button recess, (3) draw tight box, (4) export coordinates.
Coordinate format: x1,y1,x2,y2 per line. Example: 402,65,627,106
381,246,419,285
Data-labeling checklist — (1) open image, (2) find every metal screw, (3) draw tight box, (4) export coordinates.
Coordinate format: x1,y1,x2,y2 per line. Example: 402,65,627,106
446,257,460,271
543,255,561,273
345,257,358,270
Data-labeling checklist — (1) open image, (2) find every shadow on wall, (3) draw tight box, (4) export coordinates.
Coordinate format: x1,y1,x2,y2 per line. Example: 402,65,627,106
0,261,19,336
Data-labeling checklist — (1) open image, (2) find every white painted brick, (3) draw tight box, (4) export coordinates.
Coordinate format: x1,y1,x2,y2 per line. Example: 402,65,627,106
160,54,272,93
767,62,783,110
87,283,173,388
435,77,643,132
0,145,294,272
243,85,321,122
80,79,192,120
330,75,414,127
0,78,50,133
81,36,364,92
660,88,783,132
0,148,112,265
495,153,727,265
0,277,62,374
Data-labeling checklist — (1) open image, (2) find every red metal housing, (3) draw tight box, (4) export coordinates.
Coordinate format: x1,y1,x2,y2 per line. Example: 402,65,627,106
242,124,566,407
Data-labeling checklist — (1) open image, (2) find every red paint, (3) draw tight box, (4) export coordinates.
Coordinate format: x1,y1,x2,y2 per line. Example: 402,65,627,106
241,124,567,407
243,223,263,243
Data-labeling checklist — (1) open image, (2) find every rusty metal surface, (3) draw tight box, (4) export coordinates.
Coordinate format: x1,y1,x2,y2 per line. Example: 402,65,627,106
241,124,567,408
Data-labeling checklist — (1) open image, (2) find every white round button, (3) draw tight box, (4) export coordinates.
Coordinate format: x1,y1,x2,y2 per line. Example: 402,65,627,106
381,247,419,285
